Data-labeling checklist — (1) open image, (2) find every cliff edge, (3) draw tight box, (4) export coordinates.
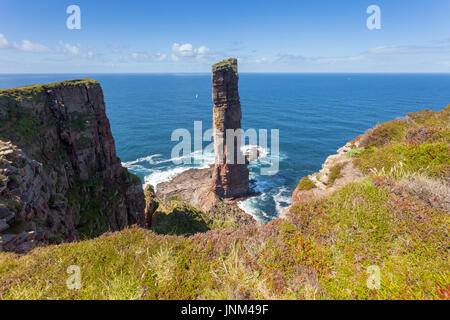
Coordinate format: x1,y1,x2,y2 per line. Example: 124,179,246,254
0,105,448,300
0,79,145,252
289,105,449,211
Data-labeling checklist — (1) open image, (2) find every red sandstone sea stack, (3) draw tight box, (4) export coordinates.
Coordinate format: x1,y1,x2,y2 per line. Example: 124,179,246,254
210,58,249,199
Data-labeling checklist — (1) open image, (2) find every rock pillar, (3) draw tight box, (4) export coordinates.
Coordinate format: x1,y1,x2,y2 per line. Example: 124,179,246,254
211,58,249,199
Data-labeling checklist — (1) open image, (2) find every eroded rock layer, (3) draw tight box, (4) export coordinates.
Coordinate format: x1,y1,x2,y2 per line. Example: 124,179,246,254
211,58,249,199
0,79,145,252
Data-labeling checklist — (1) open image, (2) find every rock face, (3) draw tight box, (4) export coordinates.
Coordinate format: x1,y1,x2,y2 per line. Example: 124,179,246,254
156,165,255,226
211,58,249,199
144,185,159,228
0,79,145,253
155,59,255,227
290,141,364,210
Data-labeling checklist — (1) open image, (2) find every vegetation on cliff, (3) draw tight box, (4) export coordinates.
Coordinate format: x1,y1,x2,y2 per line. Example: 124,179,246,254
0,80,145,252
0,105,448,299
353,105,449,178
151,197,241,236
297,177,316,191
212,58,238,69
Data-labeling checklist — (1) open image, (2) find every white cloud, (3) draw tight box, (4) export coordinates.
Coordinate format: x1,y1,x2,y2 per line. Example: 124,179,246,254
57,41,96,59
155,53,167,61
12,39,50,53
197,45,210,55
59,41,81,56
366,46,403,54
0,33,9,48
0,33,49,52
275,41,450,66
315,55,365,64
171,43,212,60
172,43,194,57
130,51,167,62
254,57,268,63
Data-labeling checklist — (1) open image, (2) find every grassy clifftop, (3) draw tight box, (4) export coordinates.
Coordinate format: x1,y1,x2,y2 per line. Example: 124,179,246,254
0,105,448,300
0,78,99,97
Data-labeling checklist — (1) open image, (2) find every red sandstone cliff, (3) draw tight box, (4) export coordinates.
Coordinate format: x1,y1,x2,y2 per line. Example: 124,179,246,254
0,79,145,252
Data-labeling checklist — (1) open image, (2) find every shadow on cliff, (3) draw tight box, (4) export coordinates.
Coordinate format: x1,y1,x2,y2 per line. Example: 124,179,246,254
151,201,210,236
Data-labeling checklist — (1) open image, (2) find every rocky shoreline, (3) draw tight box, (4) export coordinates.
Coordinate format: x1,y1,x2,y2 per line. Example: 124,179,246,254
156,166,256,227
289,140,365,209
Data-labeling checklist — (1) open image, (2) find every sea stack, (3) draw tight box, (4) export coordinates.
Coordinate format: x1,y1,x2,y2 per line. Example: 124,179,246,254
211,58,249,199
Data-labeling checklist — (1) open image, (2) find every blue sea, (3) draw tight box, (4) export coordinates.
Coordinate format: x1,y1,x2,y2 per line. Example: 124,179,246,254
1,73,450,222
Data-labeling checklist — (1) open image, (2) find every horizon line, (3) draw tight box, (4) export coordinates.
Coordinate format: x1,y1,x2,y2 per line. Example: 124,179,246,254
1,72,450,75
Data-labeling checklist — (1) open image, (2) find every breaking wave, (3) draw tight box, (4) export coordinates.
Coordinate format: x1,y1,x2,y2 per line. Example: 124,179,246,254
123,145,292,220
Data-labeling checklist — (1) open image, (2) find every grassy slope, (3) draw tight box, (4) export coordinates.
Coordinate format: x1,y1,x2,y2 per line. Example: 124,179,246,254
0,106,448,300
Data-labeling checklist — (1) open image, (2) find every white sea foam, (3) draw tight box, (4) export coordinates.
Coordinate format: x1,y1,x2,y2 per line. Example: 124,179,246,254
273,187,292,216
132,150,216,191
124,145,289,221
143,166,192,191
157,150,215,166
237,197,266,223
237,185,292,221
241,144,268,161
122,154,163,166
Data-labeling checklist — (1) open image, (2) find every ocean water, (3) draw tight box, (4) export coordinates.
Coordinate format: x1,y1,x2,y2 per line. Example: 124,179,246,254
1,73,450,222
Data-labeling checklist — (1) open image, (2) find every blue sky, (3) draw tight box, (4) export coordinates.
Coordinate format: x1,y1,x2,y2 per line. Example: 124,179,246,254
0,0,449,73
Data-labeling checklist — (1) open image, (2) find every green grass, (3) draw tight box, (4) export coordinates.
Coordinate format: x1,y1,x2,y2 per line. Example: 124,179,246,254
0,79,99,99
122,168,141,184
212,58,237,68
2,220,27,235
346,148,363,158
288,179,449,299
152,201,210,236
297,177,316,190
71,115,90,131
0,108,42,147
66,178,115,239
327,163,345,187
1,105,448,300
1,177,447,300
360,119,410,148
354,135,449,178
354,106,450,178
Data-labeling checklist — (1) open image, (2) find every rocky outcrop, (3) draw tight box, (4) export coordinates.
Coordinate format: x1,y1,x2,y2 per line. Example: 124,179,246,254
144,185,159,228
156,59,255,228
156,166,255,227
211,58,249,199
0,79,145,253
289,141,364,210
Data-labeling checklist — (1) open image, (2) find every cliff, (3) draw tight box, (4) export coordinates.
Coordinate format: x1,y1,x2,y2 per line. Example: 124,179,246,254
290,105,449,211
0,76,447,299
0,105,448,300
0,79,145,252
